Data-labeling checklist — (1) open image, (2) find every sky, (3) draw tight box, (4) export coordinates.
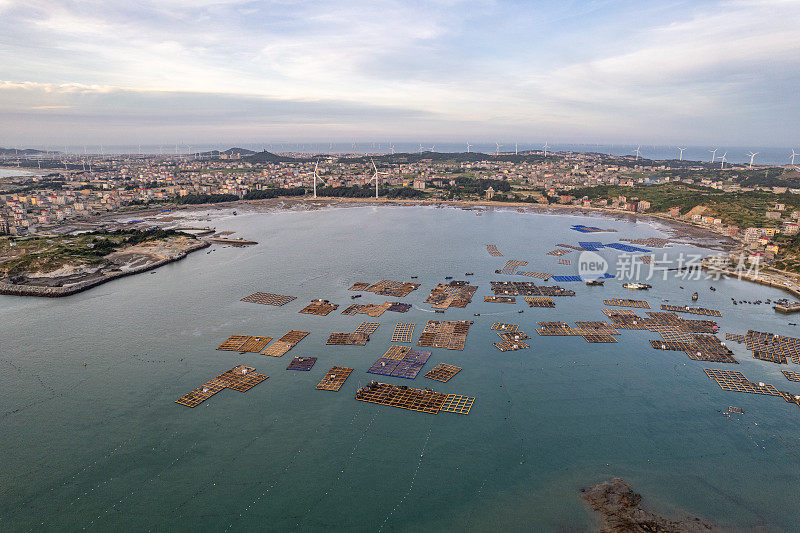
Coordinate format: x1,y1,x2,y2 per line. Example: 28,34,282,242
0,0,799,147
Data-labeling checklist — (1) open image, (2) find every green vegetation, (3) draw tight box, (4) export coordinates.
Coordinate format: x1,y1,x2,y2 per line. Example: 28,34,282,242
244,187,305,200
566,183,800,228
175,193,239,204
0,229,186,277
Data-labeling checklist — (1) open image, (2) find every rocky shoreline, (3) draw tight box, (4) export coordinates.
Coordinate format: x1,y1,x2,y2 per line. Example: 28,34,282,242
581,478,718,532
0,240,209,297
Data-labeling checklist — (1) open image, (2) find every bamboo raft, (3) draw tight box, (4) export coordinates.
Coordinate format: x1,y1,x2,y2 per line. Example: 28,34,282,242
524,296,555,308
341,301,393,317
491,322,518,332
660,304,722,317
175,365,268,407
356,382,448,414
316,366,354,391
493,340,529,351
286,356,317,371
424,281,479,309
604,298,651,309
217,335,274,352
781,370,800,382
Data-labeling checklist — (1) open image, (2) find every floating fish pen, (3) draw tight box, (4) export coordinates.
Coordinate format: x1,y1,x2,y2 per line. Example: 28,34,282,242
217,335,273,352
316,366,354,391
348,280,421,297
604,298,651,309
660,304,722,317
356,381,452,414
440,394,475,414
341,301,393,317
517,271,552,280
261,330,309,357
740,330,800,364
240,292,297,306
392,323,415,343
424,281,479,309
536,321,582,336
704,368,785,397
486,244,504,257
557,259,571,265
546,249,571,256
387,302,412,313
524,296,555,308
175,365,268,407
484,295,516,303
602,309,650,329
299,299,339,316
354,322,380,335
490,281,575,297
496,260,528,275
620,237,672,247
424,363,463,383
417,320,473,350
491,322,519,332
367,349,430,379
496,330,530,342
381,344,413,360
781,370,800,382
326,332,370,346
493,340,530,351
575,321,620,335
286,356,317,371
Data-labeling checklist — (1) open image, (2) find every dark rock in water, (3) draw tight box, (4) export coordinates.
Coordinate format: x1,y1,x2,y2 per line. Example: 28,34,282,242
581,478,717,532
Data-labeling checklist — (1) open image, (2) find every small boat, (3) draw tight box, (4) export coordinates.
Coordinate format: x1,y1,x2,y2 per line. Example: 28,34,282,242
729,406,745,415
410,276,418,279
474,313,480,316
444,276,453,280
710,286,716,291
518,310,524,313
465,272,474,276
692,292,699,301
585,279,604,286
351,294,362,299
623,282,651,290
232,210,238,215
435,309,445,314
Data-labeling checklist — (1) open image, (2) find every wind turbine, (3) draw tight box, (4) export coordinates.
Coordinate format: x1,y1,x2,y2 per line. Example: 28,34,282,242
543,141,549,157
370,159,389,199
495,142,502,155
515,142,518,155
634,145,641,161
677,147,686,160
791,149,798,165
429,145,436,152
720,152,727,170
466,142,472,153
709,148,717,162
390,144,395,155
747,151,758,169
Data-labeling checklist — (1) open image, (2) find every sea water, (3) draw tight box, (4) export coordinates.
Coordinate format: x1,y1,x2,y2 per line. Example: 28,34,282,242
1,205,799,531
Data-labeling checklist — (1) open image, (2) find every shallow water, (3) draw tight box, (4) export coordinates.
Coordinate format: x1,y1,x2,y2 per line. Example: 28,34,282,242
2,206,799,531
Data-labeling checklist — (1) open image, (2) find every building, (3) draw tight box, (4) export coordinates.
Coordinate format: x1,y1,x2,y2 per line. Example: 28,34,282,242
485,187,495,200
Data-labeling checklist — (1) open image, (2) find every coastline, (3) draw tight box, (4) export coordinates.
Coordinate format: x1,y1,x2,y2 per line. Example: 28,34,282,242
0,240,209,298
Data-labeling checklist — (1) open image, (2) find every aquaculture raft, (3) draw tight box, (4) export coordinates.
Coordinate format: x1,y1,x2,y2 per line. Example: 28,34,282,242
494,340,529,351
417,320,473,350
381,345,413,360
367,348,430,379
781,370,800,382
341,301,393,317
440,394,475,415
356,382,448,414
524,297,555,308
486,244,504,257
217,335,273,352
392,323,415,343
240,292,297,306
348,280,420,297
425,363,462,383
490,281,575,297
604,299,651,309
660,304,722,317
315,367,354,391
425,281,479,309
491,322,519,332
299,299,339,316
175,365,268,407
286,356,317,371
546,249,571,256
518,271,552,280
261,330,309,357
497,260,528,274
484,296,516,303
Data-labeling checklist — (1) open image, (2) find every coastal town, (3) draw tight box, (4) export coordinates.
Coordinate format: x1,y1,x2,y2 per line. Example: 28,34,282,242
4,148,800,274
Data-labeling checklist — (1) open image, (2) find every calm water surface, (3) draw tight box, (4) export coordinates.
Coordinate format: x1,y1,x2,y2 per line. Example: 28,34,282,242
2,206,799,531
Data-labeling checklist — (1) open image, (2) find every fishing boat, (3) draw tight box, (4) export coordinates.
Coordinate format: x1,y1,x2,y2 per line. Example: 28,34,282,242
585,279,604,286
692,292,699,301
351,294,362,299
623,282,651,290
